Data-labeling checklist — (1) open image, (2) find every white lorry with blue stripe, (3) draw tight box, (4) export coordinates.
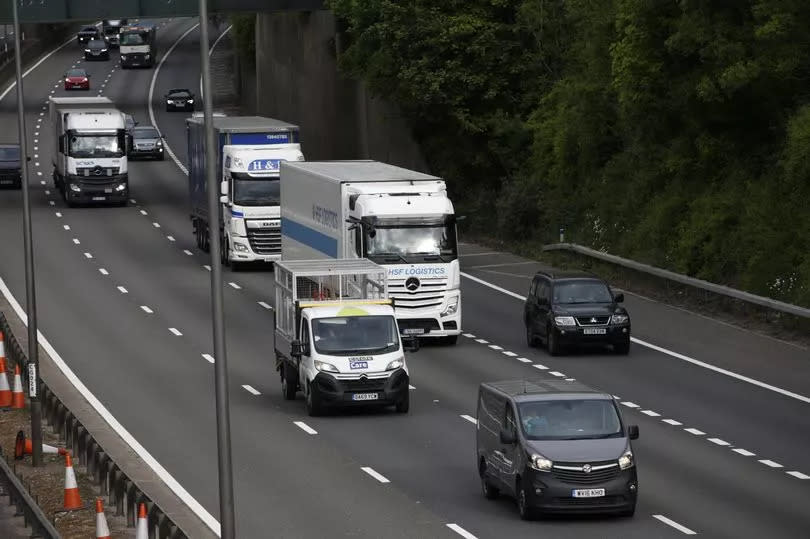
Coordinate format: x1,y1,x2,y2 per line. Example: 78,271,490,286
186,116,304,268
280,160,462,345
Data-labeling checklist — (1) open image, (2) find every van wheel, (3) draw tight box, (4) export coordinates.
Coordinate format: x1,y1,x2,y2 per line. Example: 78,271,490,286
395,390,409,414
517,478,533,520
547,327,561,356
480,462,499,500
306,382,322,416
281,363,297,400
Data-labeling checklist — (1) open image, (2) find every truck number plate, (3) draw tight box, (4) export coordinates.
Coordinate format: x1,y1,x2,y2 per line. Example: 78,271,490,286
403,328,425,335
583,328,607,335
349,361,368,370
352,393,378,401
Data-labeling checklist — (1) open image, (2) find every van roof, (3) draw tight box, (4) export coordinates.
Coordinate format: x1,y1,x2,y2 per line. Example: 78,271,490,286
481,379,611,402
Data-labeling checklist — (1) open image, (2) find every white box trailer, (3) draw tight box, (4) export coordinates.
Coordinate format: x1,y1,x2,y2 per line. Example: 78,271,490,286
280,160,462,344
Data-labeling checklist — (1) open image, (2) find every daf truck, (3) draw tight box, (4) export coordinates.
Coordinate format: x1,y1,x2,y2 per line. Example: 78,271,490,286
119,23,156,68
186,116,304,267
49,97,128,206
274,259,418,416
280,161,463,344
102,19,127,47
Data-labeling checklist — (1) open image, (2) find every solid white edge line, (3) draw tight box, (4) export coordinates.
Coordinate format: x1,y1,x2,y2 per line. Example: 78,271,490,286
241,384,260,396
460,414,477,425
0,34,76,101
200,25,233,100
461,271,810,405
360,466,390,484
446,523,478,539
652,514,697,535
293,421,317,435
0,276,221,535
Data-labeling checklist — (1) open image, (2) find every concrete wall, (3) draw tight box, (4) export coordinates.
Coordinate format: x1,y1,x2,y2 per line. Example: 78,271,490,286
252,11,428,172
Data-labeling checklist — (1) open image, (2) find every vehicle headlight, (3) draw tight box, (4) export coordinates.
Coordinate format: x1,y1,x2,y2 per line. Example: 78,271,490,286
233,241,249,252
187,99,194,103
314,360,339,373
385,358,404,371
619,450,634,470
101,48,108,52
441,296,459,316
611,314,629,324
529,454,552,472
144,54,150,59
120,55,127,60
114,183,126,192
84,48,91,52
68,183,81,192
156,141,163,146
554,316,576,326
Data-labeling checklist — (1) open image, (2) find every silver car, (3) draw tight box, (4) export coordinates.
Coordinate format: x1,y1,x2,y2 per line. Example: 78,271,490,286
128,126,165,160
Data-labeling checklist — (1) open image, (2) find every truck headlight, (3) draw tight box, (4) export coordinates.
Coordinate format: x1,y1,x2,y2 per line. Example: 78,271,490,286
611,314,629,324
101,48,108,52
115,183,126,192
529,454,552,472
187,99,194,103
554,316,576,326
619,450,634,470
385,358,404,371
441,296,459,316
314,360,338,373
68,183,81,192
233,241,249,252
144,54,150,59
120,55,126,60
84,48,91,52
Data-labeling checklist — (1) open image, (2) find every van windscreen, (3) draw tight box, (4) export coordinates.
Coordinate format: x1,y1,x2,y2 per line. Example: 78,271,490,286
518,399,622,440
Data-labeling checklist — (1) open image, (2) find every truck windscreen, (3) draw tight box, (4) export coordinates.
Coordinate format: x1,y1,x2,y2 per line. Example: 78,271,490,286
312,316,400,356
232,176,280,206
120,33,146,46
364,220,458,262
69,135,124,158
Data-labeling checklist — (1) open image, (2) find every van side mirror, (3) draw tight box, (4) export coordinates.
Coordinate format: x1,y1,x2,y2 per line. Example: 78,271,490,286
499,428,516,445
614,293,624,303
403,336,420,353
291,340,307,359
220,181,228,196
628,425,639,440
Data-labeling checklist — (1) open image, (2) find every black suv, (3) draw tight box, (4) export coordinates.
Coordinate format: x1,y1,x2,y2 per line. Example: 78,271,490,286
524,270,630,355
164,89,195,112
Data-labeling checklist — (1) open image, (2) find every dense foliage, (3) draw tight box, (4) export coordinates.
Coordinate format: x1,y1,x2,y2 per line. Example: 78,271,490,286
329,0,810,305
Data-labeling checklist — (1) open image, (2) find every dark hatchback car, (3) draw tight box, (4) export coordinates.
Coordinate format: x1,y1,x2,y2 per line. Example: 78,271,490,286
477,379,639,519
164,89,195,112
128,126,164,160
525,270,630,355
0,144,22,189
84,39,110,60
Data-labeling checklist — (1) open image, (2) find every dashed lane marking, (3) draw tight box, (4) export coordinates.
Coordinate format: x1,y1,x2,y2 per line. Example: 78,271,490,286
361,467,390,484
787,471,809,479
684,428,705,436
460,415,477,425
140,209,148,215
98,268,109,276
201,354,215,364
502,351,517,357
152,222,161,228
621,402,640,408
532,363,548,370
475,339,489,344
228,282,241,289
293,421,317,435
462,333,475,338
258,301,272,310
446,523,478,539
62,224,69,230
203,265,211,272
169,328,183,336
759,459,783,468
183,250,193,256
117,286,128,294
242,385,260,395
708,438,730,446
641,410,661,417
549,371,566,377
516,357,531,363
662,419,683,426
140,306,154,314
652,515,697,535
488,344,503,350
167,236,175,242
732,448,755,457
83,252,93,259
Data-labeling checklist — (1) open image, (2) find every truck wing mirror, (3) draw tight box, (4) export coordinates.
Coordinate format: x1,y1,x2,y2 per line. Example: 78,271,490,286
628,425,639,440
220,181,228,196
219,195,229,204
403,336,420,353
499,428,516,445
291,340,304,359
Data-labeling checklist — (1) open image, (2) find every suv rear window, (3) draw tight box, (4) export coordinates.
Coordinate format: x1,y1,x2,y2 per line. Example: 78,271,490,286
518,399,622,440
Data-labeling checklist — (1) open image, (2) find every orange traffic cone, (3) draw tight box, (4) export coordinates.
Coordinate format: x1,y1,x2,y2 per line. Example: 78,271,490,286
0,330,6,363
0,356,11,407
11,364,24,409
14,430,68,459
95,498,111,539
63,453,82,510
135,502,148,539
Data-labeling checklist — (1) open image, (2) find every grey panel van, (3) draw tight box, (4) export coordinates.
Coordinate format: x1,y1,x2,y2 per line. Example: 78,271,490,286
476,379,639,518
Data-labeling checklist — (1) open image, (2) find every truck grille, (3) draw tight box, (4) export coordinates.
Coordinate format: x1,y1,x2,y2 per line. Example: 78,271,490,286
389,277,448,310
246,226,281,255
576,316,610,326
551,461,620,485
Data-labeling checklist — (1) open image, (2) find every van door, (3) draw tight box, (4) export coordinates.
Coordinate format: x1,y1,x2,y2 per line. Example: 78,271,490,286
499,402,519,494
536,279,551,340
300,318,313,385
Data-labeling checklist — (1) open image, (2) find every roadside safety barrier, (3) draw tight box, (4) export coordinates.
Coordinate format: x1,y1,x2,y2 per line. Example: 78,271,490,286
0,312,189,539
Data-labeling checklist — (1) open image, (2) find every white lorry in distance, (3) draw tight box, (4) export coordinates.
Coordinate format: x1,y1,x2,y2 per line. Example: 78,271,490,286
49,96,128,207
119,23,156,68
280,160,463,344
274,259,418,416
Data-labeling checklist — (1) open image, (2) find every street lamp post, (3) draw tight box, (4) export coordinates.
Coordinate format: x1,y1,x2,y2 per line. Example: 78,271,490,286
12,0,43,466
198,1,236,537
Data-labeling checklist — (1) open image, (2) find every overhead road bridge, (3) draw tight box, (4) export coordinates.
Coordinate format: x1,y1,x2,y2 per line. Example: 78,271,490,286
0,0,325,23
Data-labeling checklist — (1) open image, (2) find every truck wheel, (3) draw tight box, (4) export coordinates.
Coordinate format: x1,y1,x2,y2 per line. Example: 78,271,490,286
281,363,297,400
395,390,409,414
306,382,322,416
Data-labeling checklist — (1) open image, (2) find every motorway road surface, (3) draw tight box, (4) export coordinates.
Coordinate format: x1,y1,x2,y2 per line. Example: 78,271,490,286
0,17,808,538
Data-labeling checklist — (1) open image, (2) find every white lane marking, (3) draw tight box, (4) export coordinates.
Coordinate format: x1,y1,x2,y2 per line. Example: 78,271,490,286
460,414,477,425
684,428,705,436
533,364,548,370
462,333,476,338
408,385,416,390
152,222,161,228
662,419,683,426
565,378,576,381
117,286,128,294
83,252,93,259
45,189,50,195
140,306,154,314
183,250,193,256
502,351,517,357
228,282,241,290
732,448,755,456
475,338,488,344
258,301,272,310
549,371,566,377
167,236,175,242
130,199,137,204
0,275,221,536
203,265,212,272
488,344,503,350
759,459,783,468
242,384,260,395
516,357,531,363
708,438,730,446
293,421,317,435
787,471,810,479
202,354,215,364
98,268,109,276
621,402,640,408
641,410,661,417
169,328,183,336
461,271,810,405
459,250,501,257
140,209,148,215
652,515,696,535
148,23,200,176
62,224,69,230
446,523,478,539
361,467,390,484
199,24,233,99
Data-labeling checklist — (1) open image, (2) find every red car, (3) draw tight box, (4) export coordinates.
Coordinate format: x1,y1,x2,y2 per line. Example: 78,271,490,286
64,68,90,90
